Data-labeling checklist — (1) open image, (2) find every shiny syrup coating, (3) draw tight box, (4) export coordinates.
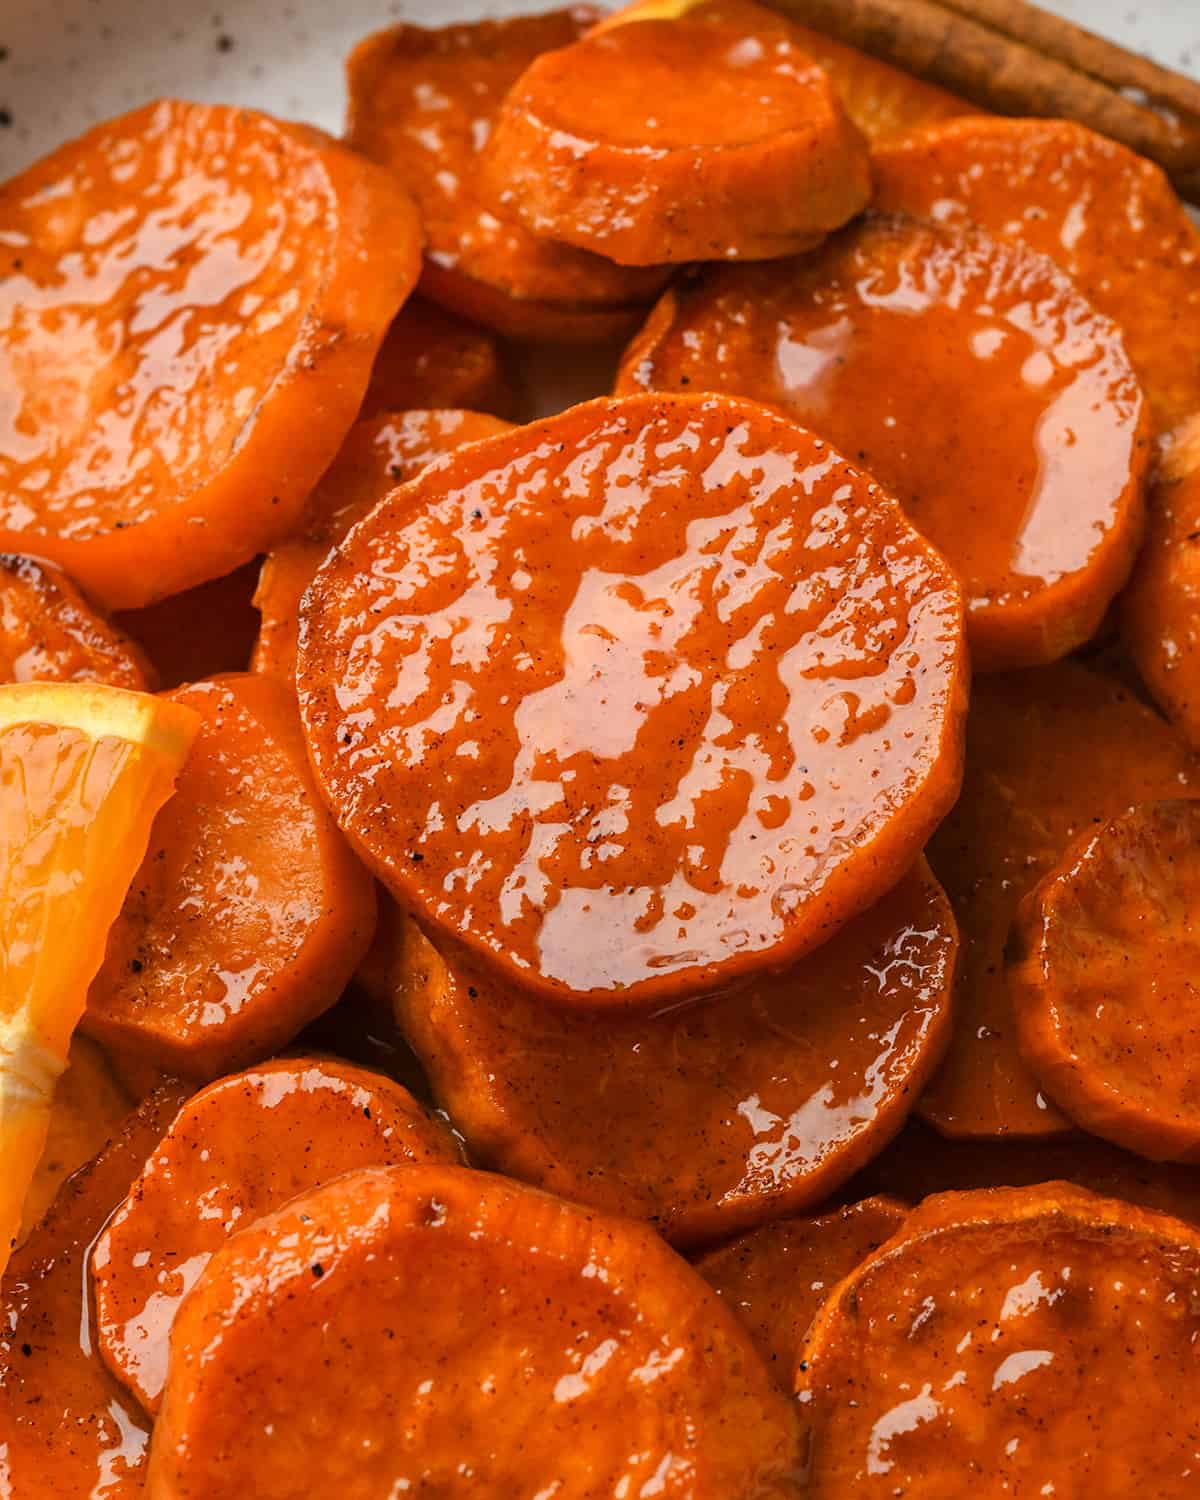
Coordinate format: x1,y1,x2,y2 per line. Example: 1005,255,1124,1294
92,1057,461,1415
695,1195,908,1385
618,213,1150,671
252,408,513,681
873,116,1200,434
394,859,955,1245
481,1,871,265
0,100,420,610
920,660,1200,1141
345,11,668,339
147,1165,804,1500
0,1083,188,1500
298,392,967,1007
797,1184,1200,1498
1011,799,1200,1163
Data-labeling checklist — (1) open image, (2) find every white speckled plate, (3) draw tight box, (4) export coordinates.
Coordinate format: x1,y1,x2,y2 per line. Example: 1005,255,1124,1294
0,0,1196,177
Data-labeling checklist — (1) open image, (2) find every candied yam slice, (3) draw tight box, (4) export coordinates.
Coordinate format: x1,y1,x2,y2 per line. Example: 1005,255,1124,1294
1123,425,1200,747
873,117,1200,434
116,561,262,691
147,1165,803,1499
796,1183,1200,1497
619,214,1150,671
481,0,871,265
695,1196,908,1384
0,100,421,610
921,661,1200,1140
394,860,955,1244
253,409,512,682
1010,800,1200,1162
299,392,967,1008
85,674,376,1079
0,555,154,690
0,1082,187,1500
362,298,512,419
93,1056,460,1415
345,12,668,342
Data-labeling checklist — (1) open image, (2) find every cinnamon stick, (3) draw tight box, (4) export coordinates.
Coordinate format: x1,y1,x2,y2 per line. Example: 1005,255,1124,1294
769,0,1200,201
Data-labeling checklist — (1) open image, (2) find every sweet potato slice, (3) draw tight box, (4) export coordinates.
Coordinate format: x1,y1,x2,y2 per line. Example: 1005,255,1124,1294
796,1183,1200,1497
92,1056,459,1415
362,298,512,419
394,860,955,1244
253,409,512,681
345,12,668,342
147,1165,803,1499
85,673,376,1078
116,561,262,691
618,214,1150,671
1124,425,1200,747
0,1082,187,1500
0,101,421,610
695,1196,908,1384
920,661,1200,1139
1010,800,1200,1161
20,1035,130,1243
873,117,1200,434
851,1117,1200,1227
482,0,870,265
299,391,967,1008
0,554,155,690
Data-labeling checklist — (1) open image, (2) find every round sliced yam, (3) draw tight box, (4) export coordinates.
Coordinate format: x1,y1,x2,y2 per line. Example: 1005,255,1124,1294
695,1195,908,1384
0,554,154,690
346,13,668,341
1011,799,1200,1161
0,101,421,610
873,116,1200,434
92,1057,460,1414
920,661,1200,1140
298,391,967,1008
146,1165,804,1499
796,1183,1200,1497
84,674,376,1079
482,0,870,265
252,408,512,682
394,860,955,1244
618,213,1150,671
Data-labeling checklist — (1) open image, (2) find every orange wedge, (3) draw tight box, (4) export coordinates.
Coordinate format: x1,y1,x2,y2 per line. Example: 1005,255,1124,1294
0,682,198,1273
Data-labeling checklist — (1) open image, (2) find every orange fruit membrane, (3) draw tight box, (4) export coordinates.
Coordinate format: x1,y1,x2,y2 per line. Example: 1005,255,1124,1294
0,682,198,1272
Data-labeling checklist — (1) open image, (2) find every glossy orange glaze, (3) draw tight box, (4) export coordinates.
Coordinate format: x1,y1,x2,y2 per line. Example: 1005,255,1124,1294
1010,800,1200,1162
394,861,955,1245
21,1035,131,1243
873,117,1200,434
85,674,376,1078
147,1165,804,1499
920,661,1200,1139
0,1083,187,1499
115,561,261,690
618,214,1150,671
252,409,513,681
0,554,154,689
362,298,512,420
92,1056,460,1414
695,1196,908,1383
0,101,421,609
797,1183,1200,1497
345,12,669,341
1124,425,1200,747
482,1,870,264
850,1117,1200,1226
298,392,967,1008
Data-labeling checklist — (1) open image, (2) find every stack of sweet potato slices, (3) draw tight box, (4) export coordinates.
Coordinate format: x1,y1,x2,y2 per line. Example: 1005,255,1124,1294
5,1,1200,1495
